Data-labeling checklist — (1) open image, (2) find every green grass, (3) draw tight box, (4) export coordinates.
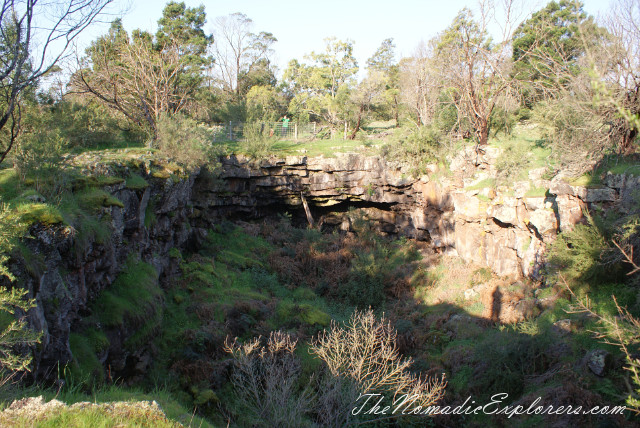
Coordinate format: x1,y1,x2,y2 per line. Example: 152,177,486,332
125,174,149,190
0,385,211,427
524,186,548,197
221,137,384,158
93,256,160,327
73,175,125,189
68,333,104,384
465,178,496,191
77,188,124,210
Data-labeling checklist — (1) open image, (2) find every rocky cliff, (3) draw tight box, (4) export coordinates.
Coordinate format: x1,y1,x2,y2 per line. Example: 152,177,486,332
193,149,619,279
10,149,634,380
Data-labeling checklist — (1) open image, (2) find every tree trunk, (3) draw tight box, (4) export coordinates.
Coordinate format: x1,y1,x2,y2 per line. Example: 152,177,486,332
476,118,490,146
349,105,364,140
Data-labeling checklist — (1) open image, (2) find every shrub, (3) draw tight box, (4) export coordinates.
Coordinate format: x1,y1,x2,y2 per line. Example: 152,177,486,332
224,331,313,427
241,123,277,159
380,125,442,176
156,113,217,168
532,98,613,176
495,142,532,185
13,126,69,196
309,309,447,426
0,204,41,383
547,214,614,285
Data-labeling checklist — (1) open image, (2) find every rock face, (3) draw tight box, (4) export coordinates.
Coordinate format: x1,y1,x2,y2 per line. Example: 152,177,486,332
9,150,634,382
10,172,200,381
191,152,613,279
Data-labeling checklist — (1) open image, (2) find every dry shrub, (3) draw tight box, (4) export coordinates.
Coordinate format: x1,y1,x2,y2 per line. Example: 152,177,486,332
309,309,447,425
225,310,447,426
224,331,312,427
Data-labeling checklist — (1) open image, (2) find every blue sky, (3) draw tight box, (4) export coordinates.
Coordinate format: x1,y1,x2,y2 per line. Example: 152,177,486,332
85,0,613,76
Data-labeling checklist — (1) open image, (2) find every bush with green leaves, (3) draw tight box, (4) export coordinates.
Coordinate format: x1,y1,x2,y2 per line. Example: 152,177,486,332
380,125,442,175
13,126,68,185
547,214,614,286
156,113,217,168
0,204,41,382
495,141,532,185
241,123,277,159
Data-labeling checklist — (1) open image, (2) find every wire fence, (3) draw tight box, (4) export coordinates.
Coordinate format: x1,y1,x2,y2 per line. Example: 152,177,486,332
209,121,347,142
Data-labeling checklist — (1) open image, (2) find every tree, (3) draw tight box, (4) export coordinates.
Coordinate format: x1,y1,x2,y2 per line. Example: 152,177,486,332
512,0,599,105
366,38,401,125
434,5,521,146
73,3,213,139
283,37,358,129
592,0,640,154
211,12,277,96
0,0,113,166
348,71,386,139
399,41,442,127
246,84,283,122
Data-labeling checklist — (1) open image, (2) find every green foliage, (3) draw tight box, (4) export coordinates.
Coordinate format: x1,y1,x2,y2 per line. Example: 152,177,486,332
76,188,124,210
125,174,148,190
68,333,104,385
495,142,532,184
275,300,331,328
246,85,284,122
93,256,161,327
240,123,277,158
156,113,217,168
0,204,41,376
547,215,613,285
512,0,598,105
13,125,68,183
380,125,442,176
283,37,358,125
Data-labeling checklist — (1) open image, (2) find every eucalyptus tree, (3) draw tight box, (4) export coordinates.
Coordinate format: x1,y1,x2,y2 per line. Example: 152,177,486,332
283,37,358,129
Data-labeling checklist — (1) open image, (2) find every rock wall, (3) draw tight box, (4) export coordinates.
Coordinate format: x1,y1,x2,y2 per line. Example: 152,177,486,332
11,150,634,380
192,151,627,279
11,172,200,380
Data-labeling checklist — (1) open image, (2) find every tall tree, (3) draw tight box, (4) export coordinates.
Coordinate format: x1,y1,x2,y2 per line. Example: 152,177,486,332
211,12,277,96
73,3,213,139
434,6,521,146
367,38,400,125
512,0,598,104
283,37,358,128
0,0,113,165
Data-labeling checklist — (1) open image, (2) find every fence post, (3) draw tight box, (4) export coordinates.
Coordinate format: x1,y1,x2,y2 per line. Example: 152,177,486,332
229,121,232,140
294,123,298,141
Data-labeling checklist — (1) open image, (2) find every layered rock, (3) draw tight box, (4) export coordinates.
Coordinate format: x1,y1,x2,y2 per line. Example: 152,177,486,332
10,149,636,381
192,152,631,279
11,172,199,380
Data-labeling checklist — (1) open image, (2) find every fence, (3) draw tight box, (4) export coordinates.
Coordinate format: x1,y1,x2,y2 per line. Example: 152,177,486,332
210,121,348,142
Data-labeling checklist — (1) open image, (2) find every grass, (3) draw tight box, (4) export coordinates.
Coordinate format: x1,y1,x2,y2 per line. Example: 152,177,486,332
0,384,212,428
221,137,385,158
77,188,124,210
125,174,149,190
93,256,160,327
524,186,548,197
465,178,496,191
68,333,104,384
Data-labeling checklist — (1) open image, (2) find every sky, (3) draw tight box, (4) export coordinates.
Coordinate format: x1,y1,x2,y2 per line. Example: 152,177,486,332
81,0,615,77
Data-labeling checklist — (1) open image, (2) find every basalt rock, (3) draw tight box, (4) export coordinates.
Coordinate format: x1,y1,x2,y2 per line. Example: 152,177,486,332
11,150,635,382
